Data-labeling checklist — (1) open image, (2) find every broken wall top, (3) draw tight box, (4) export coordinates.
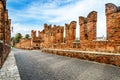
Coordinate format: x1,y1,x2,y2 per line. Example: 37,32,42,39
87,11,97,22
79,11,97,25
0,0,6,9
70,21,77,29
106,3,120,15
65,21,77,30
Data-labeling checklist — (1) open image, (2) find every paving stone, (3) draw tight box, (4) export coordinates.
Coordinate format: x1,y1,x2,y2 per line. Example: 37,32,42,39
0,49,21,80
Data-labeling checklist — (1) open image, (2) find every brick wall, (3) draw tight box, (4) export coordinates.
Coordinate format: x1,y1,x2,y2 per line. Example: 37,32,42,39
15,38,31,49
15,3,120,53
0,0,11,67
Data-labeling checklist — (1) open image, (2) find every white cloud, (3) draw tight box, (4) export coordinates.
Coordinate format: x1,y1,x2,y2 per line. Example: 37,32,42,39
8,0,120,38
11,23,43,37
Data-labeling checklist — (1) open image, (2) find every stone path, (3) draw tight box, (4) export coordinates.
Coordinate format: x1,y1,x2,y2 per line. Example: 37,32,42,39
14,49,120,80
0,49,21,80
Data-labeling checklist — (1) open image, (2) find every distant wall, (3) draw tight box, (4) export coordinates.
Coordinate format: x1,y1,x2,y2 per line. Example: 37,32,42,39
15,38,31,49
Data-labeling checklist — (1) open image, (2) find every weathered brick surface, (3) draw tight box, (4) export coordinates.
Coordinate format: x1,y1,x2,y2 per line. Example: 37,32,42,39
15,38,31,49
0,0,11,67
16,3,120,53
79,11,97,41
106,3,120,52
79,11,97,51
42,49,120,67
31,30,41,49
65,21,76,46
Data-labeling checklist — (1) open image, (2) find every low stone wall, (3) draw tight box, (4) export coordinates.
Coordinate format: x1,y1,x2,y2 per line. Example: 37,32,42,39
42,48,120,67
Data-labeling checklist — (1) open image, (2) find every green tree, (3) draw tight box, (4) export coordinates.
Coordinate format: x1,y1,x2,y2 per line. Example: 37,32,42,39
11,37,15,47
25,34,30,38
11,37,14,41
14,33,22,43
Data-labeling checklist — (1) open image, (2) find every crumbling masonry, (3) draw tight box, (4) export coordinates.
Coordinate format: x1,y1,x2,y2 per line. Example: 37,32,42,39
0,0,11,67
15,3,120,53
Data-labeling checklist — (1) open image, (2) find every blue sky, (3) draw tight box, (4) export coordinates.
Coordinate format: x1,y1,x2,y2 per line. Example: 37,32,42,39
7,0,120,38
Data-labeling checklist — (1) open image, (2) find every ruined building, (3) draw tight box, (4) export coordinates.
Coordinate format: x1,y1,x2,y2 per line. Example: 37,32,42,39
0,0,11,67
15,3,120,53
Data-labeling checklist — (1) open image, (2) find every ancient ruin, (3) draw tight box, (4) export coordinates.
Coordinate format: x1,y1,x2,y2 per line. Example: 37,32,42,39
0,0,11,67
15,3,120,53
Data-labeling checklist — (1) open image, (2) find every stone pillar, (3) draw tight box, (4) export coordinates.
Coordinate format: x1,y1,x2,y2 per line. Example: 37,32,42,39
43,24,51,48
53,25,56,44
79,11,97,50
69,21,76,43
65,24,69,45
60,27,64,43
65,21,76,48
87,11,97,41
106,3,120,52
52,25,57,48
49,27,56,48
79,16,87,41
106,3,120,42
79,11,97,42
47,25,51,48
43,24,48,48
55,26,64,44
31,30,36,40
